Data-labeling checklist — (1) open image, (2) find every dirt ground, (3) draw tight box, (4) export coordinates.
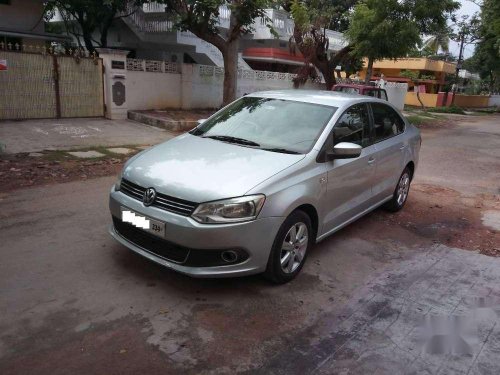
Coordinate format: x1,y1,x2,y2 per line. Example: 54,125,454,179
0,113,499,374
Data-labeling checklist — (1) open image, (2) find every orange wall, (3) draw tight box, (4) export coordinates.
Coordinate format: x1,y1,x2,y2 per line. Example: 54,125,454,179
453,95,490,108
405,93,439,107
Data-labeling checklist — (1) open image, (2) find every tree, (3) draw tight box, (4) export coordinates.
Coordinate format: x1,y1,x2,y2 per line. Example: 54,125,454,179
291,0,459,88
161,1,272,105
44,0,141,53
400,70,426,109
346,0,459,84
423,31,451,54
346,0,420,84
289,0,358,89
470,0,500,92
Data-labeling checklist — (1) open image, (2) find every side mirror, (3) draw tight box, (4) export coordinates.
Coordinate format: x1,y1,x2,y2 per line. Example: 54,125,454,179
326,142,362,160
197,119,207,126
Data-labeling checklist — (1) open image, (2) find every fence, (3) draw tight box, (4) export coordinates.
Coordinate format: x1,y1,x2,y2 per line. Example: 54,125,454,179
123,58,324,110
0,45,104,120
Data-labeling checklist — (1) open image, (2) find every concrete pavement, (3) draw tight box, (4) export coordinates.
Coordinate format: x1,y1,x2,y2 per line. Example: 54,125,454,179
0,114,499,374
0,118,174,154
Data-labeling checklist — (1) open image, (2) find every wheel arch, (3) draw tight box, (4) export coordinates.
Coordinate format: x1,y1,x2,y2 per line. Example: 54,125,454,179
293,204,319,242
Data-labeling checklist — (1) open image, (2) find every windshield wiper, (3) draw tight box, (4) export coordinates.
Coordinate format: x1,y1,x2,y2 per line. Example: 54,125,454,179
261,148,301,154
202,135,260,147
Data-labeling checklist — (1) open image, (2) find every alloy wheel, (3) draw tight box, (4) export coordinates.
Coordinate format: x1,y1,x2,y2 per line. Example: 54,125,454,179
397,173,410,206
280,222,308,274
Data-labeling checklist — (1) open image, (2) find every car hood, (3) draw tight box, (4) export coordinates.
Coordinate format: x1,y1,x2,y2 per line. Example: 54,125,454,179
123,133,305,203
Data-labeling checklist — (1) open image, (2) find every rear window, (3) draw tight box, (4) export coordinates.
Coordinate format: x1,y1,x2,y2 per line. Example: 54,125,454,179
334,86,360,95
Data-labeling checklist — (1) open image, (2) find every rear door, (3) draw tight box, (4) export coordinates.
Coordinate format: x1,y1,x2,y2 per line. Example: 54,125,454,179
322,103,377,233
369,102,407,201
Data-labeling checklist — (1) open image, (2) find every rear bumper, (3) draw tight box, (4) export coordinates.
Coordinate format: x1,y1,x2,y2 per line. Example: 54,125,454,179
109,187,284,277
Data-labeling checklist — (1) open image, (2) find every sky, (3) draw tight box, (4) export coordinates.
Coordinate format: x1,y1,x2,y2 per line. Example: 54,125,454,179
448,0,482,58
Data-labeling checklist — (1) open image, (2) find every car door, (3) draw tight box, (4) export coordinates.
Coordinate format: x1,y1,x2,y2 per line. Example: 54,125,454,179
322,103,377,233
369,102,407,201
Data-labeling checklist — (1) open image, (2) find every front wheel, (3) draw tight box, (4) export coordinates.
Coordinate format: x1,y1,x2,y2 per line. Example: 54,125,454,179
384,167,412,212
264,210,313,284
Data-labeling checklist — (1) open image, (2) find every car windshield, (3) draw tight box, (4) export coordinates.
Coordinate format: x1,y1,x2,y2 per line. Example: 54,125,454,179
334,87,360,94
191,97,337,154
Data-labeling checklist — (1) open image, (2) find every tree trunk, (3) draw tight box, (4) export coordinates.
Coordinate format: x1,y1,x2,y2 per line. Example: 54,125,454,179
416,91,426,110
82,31,95,53
222,40,238,106
364,56,374,84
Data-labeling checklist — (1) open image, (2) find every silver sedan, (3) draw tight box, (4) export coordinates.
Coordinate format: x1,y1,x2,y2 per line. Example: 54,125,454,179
109,90,420,283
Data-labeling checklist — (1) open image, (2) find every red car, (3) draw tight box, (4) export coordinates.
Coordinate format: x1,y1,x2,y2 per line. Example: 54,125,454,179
332,83,388,101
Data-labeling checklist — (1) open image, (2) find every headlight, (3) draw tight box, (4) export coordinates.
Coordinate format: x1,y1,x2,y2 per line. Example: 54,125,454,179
114,170,123,191
192,195,266,224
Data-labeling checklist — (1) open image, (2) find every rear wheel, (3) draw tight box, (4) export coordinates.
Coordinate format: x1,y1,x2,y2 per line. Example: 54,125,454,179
264,210,313,284
384,167,412,212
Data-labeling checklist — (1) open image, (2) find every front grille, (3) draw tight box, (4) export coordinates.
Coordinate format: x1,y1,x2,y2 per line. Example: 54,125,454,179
113,216,189,263
112,216,249,267
120,179,198,217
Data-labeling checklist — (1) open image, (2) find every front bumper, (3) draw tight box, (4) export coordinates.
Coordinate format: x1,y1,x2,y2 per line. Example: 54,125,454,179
109,187,284,277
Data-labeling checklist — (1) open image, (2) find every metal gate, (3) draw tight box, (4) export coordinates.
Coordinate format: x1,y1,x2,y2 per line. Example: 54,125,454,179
0,50,104,120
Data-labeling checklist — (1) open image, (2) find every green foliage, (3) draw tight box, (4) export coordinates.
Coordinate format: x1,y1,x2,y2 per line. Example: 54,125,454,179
286,0,358,32
423,31,451,54
400,70,419,81
470,0,500,92
290,0,310,30
44,0,141,51
345,0,459,62
427,105,466,115
162,0,272,39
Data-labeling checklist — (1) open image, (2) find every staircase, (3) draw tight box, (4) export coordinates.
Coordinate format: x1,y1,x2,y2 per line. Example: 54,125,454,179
121,3,253,69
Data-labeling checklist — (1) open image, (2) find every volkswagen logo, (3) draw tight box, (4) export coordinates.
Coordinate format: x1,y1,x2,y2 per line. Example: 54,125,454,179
143,188,156,206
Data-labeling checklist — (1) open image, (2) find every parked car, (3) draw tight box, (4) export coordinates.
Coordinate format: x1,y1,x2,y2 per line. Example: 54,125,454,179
109,91,420,283
332,83,389,101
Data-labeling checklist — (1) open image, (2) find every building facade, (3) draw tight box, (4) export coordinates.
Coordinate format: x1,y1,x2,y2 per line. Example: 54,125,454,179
0,0,68,48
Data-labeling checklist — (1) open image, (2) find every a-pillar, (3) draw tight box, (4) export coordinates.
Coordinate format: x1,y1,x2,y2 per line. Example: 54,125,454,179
96,48,129,120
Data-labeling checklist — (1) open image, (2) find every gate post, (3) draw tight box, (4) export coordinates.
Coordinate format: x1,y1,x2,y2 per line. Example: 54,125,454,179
96,48,129,120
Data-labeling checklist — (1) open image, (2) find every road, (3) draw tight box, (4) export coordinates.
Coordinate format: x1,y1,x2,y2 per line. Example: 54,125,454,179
0,115,499,374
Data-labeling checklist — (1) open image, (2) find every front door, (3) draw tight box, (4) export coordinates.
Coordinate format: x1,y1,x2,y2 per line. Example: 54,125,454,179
322,103,377,233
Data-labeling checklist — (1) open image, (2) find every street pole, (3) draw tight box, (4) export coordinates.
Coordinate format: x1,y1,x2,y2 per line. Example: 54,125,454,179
451,32,465,106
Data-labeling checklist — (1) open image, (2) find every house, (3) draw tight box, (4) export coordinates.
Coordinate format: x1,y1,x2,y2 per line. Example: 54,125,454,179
0,0,68,48
50,3,346,73
358,57,457,94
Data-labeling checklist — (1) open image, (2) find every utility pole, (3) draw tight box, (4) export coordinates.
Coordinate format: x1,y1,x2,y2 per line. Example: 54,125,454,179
451,31,465,106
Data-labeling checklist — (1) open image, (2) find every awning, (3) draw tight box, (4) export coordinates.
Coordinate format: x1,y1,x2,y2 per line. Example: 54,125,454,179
242,48,306,66
0,28,71,42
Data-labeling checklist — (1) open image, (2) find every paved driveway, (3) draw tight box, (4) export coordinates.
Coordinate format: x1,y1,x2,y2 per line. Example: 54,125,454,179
0,115,499,374
0,118,172,153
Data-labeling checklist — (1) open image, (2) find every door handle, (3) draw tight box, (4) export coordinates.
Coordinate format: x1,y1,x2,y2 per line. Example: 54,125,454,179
399,145,406,150
368,157,375,165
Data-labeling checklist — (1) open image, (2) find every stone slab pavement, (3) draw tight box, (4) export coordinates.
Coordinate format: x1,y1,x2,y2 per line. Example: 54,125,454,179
0,117,175,154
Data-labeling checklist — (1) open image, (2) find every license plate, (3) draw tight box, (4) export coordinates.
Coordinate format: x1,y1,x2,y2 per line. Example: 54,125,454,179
120,207,166,238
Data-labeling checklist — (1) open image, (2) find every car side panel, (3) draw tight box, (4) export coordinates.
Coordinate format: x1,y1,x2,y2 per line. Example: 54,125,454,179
322,144,378,233
371,135,407,201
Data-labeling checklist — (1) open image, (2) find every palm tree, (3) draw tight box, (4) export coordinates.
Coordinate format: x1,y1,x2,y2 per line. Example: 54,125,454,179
423,32,450,54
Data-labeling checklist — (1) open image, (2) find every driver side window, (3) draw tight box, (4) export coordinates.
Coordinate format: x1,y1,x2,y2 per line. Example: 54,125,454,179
333,104,371,147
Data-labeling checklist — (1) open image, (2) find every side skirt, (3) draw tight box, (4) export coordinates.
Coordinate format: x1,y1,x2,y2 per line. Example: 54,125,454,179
315,195,393,243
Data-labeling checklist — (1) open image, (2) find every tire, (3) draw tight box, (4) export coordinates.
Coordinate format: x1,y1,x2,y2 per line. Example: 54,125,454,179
384,167,412,212
264,210,313,284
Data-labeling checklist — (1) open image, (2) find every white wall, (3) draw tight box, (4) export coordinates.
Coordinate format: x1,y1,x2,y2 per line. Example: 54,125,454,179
489,95,500,107
383,82,408,111
125,60,324,111
127,71,182,109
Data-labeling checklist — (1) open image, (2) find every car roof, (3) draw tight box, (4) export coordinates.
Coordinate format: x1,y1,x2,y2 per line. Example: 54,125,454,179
247,90,385,108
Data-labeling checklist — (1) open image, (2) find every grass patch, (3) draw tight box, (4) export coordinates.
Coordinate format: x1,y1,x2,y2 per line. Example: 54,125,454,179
427,105,466,115
405,115,436,127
